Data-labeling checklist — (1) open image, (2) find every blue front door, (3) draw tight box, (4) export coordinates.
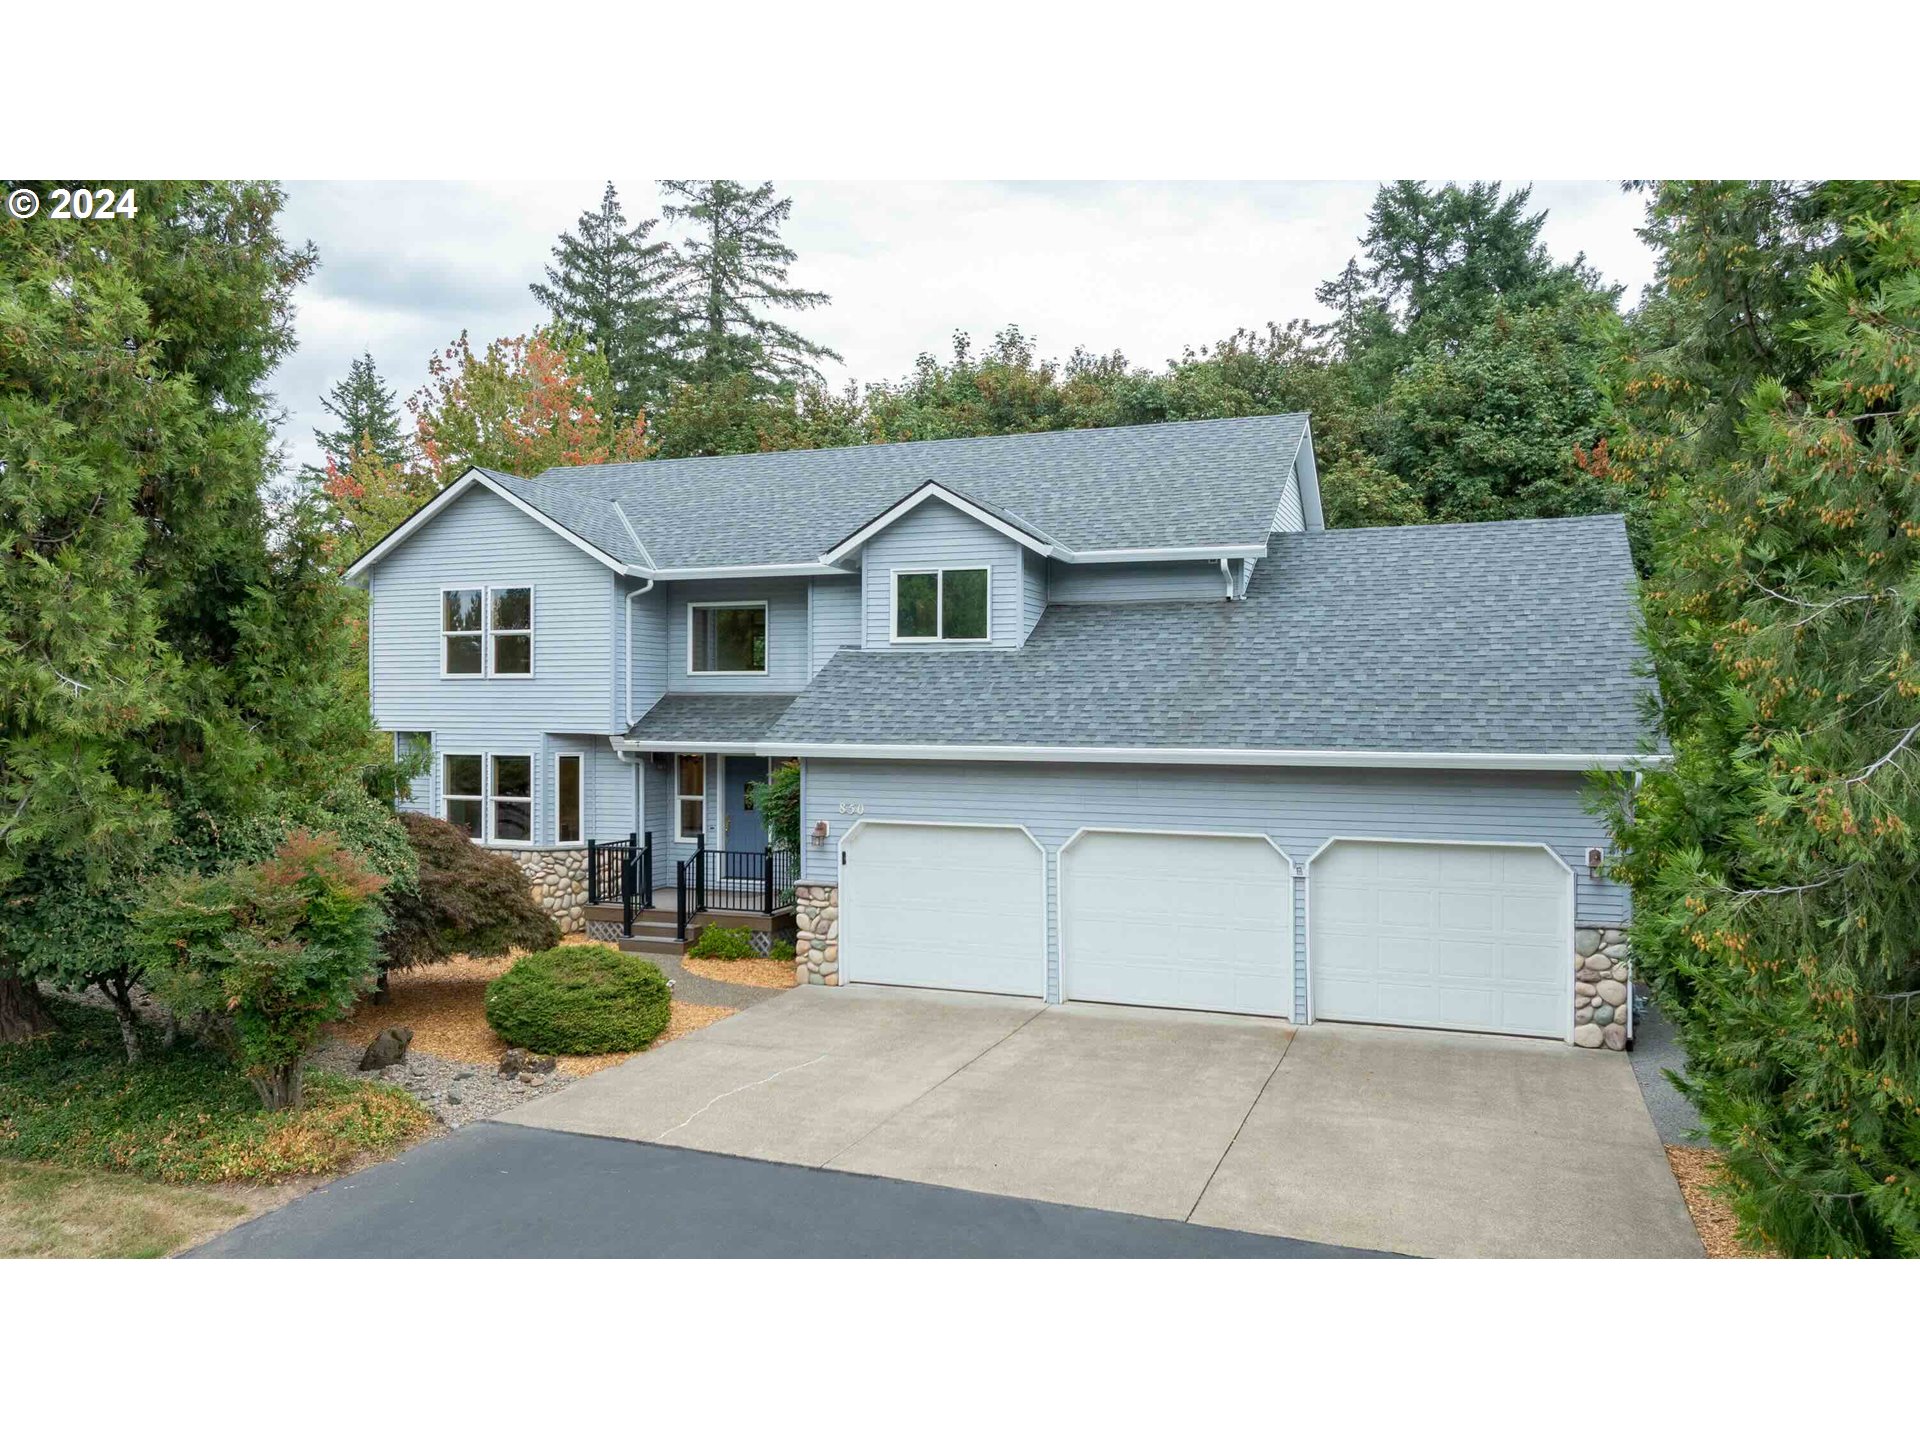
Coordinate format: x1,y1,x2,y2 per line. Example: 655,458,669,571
724,756,768,875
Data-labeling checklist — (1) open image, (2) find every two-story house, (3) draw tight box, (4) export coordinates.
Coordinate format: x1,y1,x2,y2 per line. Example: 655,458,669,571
346,414,1660,1049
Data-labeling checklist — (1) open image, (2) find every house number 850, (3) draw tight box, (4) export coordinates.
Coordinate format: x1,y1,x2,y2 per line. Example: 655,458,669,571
838,802,865,815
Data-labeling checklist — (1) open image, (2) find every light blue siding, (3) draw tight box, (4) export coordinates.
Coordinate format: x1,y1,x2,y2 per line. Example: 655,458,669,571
621,581,668,730
1046,559,1227,604
368,485,617,734
665,578,811,694
860,498,1023,647
1020,549,1048,639
808,576,861,677
799,759,1626,1012
1272,468,1305,532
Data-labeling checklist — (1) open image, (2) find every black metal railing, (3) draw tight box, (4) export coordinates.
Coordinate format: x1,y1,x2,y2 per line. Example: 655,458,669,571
673,837,796,940
586,832,652,936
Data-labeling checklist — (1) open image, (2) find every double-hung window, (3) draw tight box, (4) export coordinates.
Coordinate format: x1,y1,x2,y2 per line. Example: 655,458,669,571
893,567,989,642
687,602,767,675
442,586,533,677
676,754,706,842
441,751,534,844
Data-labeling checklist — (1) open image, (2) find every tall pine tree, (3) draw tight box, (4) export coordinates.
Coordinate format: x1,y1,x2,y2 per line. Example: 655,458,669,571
305,351,408,480
1607,186,1920,1255
1,181,389,1044
660,180,839,392
530,182,680,420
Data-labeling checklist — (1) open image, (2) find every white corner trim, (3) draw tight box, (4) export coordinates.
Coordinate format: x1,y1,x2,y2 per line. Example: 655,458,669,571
760,742,1666,772
343,468,627,583
820,483,1054,565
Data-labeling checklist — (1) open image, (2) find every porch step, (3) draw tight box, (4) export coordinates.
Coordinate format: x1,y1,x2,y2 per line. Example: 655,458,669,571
619,934,686,958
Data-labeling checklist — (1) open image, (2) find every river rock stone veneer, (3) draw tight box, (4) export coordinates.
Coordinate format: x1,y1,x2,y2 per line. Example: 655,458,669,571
1573,925,1631,1051
506,847,588,935
794,880,839,985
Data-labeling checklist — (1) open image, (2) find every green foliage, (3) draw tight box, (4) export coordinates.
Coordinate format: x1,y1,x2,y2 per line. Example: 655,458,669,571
138,832,389,1110
305,351,409,479
768,940,795,963
1386,298,1627,524
484,945,672,1054
1,182,391,1032
380,812,559,969
531,182,682,419
1607,191,1920,1256
659,180,841,392
0,998,430,1182
648,372,871,459
747,762,801,854
688,924,755,960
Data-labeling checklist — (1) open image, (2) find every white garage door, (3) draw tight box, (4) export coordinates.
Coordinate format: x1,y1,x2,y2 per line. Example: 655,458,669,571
1310,840,1570,1039
840,822,1045,997
1060,831,1294,1018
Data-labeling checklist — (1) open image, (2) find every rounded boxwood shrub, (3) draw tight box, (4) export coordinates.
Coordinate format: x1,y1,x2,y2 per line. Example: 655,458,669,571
687,924,754,960
484,945,672,1054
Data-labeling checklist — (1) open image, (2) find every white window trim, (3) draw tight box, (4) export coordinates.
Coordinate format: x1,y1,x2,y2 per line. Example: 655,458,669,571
685,600,769,676
441,750,486,840
889,565,992,644
675,753,707,843
490,585,535,679
488,752,536,848
440,749,537,846
439,584,536,680
552,750,586,847
440,585,485,679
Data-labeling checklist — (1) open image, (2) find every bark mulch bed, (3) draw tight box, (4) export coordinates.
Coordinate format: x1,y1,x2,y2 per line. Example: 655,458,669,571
1666,1145,1777,1258
329,955,735,1077
681,954,801,990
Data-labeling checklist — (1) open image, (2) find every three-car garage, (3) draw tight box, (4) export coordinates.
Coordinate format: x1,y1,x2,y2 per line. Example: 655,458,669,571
832,813,1581,1042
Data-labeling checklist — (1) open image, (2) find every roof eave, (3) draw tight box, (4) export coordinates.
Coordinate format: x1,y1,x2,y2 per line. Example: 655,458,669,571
754,742,1669,771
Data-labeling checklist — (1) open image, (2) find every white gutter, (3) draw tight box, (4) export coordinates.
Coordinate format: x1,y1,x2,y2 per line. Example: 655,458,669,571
1219,557,1234,600
756,742,1668,772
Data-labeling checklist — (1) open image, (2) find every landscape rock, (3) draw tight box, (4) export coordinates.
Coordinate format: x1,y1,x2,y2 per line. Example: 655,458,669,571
498,1047,558,1078
1572,1023,1603,1049
358,1026,414,1071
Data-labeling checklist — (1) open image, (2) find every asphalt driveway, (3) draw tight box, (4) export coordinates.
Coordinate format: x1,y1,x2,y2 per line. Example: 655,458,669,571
503,985,1701,1258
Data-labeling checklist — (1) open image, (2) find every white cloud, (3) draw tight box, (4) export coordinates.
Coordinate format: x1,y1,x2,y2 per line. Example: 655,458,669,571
272,180,1657,476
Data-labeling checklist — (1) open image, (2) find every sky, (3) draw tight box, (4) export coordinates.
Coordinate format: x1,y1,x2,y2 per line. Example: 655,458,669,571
273,180,1659,477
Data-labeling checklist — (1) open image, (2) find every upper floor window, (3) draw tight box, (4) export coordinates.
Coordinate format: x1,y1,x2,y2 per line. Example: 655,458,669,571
442,586,533,677
893,567,989,642
688,602,767,674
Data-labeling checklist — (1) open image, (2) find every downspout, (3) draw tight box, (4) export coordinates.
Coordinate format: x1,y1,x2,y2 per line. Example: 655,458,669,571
1219,557,1235,601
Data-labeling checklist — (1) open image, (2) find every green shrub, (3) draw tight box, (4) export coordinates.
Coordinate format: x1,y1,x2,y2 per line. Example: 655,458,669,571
139,831,388,1111
0,999,430,1183
769,940,795,963
746,761,801,852
485,945,671,1054
688,924,755,960
382,812,560,969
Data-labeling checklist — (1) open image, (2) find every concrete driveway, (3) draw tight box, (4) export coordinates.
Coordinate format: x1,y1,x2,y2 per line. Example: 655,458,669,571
501,985,1700,1258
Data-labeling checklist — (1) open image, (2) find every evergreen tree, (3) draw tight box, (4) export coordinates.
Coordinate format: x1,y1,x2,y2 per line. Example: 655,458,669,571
306,351,408,479
1607,190,1920,1255
0,181,388,1047
660,180,840,391
530,182,680,420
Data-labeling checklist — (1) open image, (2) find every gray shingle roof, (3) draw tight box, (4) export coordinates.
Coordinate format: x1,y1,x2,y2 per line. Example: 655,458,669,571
764,514,1662,757
488,414,1310,569
625,693,801,746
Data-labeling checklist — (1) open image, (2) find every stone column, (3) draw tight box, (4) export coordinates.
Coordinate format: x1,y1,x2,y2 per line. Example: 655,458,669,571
794,880,839,985
506,848,589,935
1573,925,1631,1050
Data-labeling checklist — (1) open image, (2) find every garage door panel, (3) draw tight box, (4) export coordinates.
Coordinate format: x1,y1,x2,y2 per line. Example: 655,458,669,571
1062,832,1293,1019
844,824,1043,997
1311,841,1570,1040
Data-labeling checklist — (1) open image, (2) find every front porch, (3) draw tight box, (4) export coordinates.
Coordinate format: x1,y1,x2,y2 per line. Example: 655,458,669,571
583,832,797,958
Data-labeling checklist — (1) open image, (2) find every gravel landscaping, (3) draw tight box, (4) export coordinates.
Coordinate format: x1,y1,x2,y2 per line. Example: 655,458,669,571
308,1032,575,1127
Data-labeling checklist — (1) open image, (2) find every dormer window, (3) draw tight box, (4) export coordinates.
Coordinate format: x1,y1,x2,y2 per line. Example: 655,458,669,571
688,602,767,674
893,567,989,642
441,586,533,677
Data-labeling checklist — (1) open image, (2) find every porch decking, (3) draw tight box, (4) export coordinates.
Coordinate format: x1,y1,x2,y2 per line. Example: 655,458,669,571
583,902,794,958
